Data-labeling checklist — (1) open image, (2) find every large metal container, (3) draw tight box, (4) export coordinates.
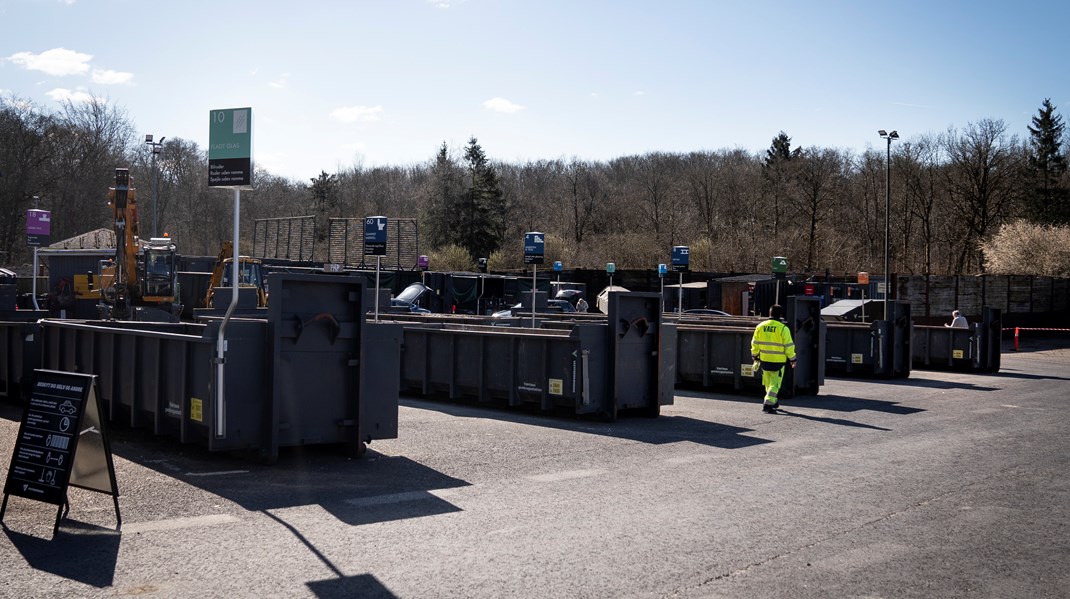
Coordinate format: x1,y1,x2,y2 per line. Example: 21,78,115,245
824,301,911,378
23,272,400,460
912,307,1001,373
0,321,43,402
398,292,674,419
675,296,825,397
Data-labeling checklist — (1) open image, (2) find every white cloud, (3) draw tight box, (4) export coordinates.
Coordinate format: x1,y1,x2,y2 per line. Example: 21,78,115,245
482,97,525,114
341,141,368,153
330,105,383,123
46,88,93,103
91,68,133,85
427,0,453,7
633,90,645,96
7,48,92,76
269,73,290,89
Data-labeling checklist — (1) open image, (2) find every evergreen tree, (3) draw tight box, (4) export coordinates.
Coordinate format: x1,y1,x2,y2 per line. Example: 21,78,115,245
457,137,506,261
308,170,337,250
761,131,801,237
1026,98,1069,223
424,142,462,249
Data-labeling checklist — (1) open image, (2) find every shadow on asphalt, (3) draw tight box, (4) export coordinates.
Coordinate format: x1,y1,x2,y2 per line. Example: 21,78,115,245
263,510,401,598
680,390,924,418
401,397,772,450
775,409,892,431
3,520,119,587
130,438,471,527
0,397,473,530
992,369,1070,381
307,574,399,599
852,376,1001,392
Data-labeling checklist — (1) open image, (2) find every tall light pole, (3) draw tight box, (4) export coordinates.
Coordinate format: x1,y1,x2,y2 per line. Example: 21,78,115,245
878,129,898,320
144,134,165,238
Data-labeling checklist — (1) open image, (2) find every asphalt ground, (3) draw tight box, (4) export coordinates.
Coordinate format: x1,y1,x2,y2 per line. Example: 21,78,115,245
1,337,1068,599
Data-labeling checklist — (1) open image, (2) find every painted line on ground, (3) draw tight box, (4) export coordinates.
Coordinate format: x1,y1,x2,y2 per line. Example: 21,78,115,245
184,470,250,477
123,514,239,534
344,488,463,508
526,469,604,483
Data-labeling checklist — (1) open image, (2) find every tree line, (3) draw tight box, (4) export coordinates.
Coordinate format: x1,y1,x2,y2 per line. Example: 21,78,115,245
2,95,1067,277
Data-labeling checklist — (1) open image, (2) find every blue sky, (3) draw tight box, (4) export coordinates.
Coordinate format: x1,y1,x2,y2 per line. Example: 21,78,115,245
2,0,1068,181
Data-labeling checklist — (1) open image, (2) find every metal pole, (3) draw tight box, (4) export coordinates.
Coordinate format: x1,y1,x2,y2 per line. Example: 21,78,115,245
151,150,158,238
375,255,381,322
531,265,537,329
215,188,240,439
32,247,39,310
678,272,683,314
884,136,891,321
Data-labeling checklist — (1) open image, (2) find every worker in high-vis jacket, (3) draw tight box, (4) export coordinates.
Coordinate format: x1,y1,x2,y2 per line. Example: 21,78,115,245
751,304,797,413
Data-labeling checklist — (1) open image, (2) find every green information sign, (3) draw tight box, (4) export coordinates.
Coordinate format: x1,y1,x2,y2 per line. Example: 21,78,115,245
208,107,253,188
771,256,788,274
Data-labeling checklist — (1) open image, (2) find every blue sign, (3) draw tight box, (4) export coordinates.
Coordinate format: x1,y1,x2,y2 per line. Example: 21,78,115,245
524,232,544,265
658,263,668,276
364,216,388,256
671,246,689,272
606,262,616,274
553,260,563,272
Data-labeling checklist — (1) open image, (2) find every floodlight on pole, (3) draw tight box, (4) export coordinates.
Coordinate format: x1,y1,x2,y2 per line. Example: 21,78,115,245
878,129,899,321
144,134,166,238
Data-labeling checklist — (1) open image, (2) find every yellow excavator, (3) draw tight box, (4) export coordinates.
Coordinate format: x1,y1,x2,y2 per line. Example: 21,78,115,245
86,168,180,320
203,241,268,308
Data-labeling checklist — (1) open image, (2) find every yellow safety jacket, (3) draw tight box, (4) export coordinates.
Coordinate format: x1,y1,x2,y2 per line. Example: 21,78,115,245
751,319,797,364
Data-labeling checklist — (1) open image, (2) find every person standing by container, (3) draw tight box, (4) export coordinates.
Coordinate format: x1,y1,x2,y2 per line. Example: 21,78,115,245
945,309,968,329
751,304,797,413
575,295,589,313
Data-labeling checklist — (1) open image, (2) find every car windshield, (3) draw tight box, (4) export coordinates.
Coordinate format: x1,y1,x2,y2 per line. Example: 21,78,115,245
395,282,431,304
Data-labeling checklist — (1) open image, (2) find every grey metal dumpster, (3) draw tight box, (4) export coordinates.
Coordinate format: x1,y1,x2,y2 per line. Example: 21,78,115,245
397,291,674,419
0,321,42,403
30,272,400,460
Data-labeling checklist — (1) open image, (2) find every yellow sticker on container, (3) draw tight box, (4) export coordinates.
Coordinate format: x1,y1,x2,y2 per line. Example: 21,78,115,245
191,397,203,422
742,364,756,377
851,353,863,364
953,349,964,359
548,378,563,395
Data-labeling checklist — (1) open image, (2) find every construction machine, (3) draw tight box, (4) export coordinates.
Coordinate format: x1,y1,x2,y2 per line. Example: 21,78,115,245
204,240,268,308
95,168,181,320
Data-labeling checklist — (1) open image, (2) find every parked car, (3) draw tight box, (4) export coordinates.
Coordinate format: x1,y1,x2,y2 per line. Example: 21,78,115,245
390,282,432,314
492,299,576,318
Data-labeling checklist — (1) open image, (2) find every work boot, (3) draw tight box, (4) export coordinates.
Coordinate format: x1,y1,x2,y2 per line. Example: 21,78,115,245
762,403,776,413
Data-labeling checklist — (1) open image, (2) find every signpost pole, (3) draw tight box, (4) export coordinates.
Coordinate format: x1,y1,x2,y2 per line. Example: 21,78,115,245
32,247,39,310
678,272,684,315
375,256,381,322
532,265,537,330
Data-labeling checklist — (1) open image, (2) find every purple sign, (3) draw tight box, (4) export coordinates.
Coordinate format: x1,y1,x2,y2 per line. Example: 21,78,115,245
418,255,429,271
26,210,51,235
26,209,51,247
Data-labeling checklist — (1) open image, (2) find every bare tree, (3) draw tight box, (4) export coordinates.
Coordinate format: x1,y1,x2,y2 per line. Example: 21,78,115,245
789,147,846,271
46,96,134,243
943,119,1026,273
0,97,53,265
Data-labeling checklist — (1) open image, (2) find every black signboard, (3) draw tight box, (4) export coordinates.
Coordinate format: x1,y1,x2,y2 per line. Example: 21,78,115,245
1,369,120,536
671,246,690,273
364,216,388,256
208,157,253,187
524,232,544,265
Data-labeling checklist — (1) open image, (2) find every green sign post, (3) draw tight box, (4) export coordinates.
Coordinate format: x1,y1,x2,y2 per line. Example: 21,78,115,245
208,107,253,188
